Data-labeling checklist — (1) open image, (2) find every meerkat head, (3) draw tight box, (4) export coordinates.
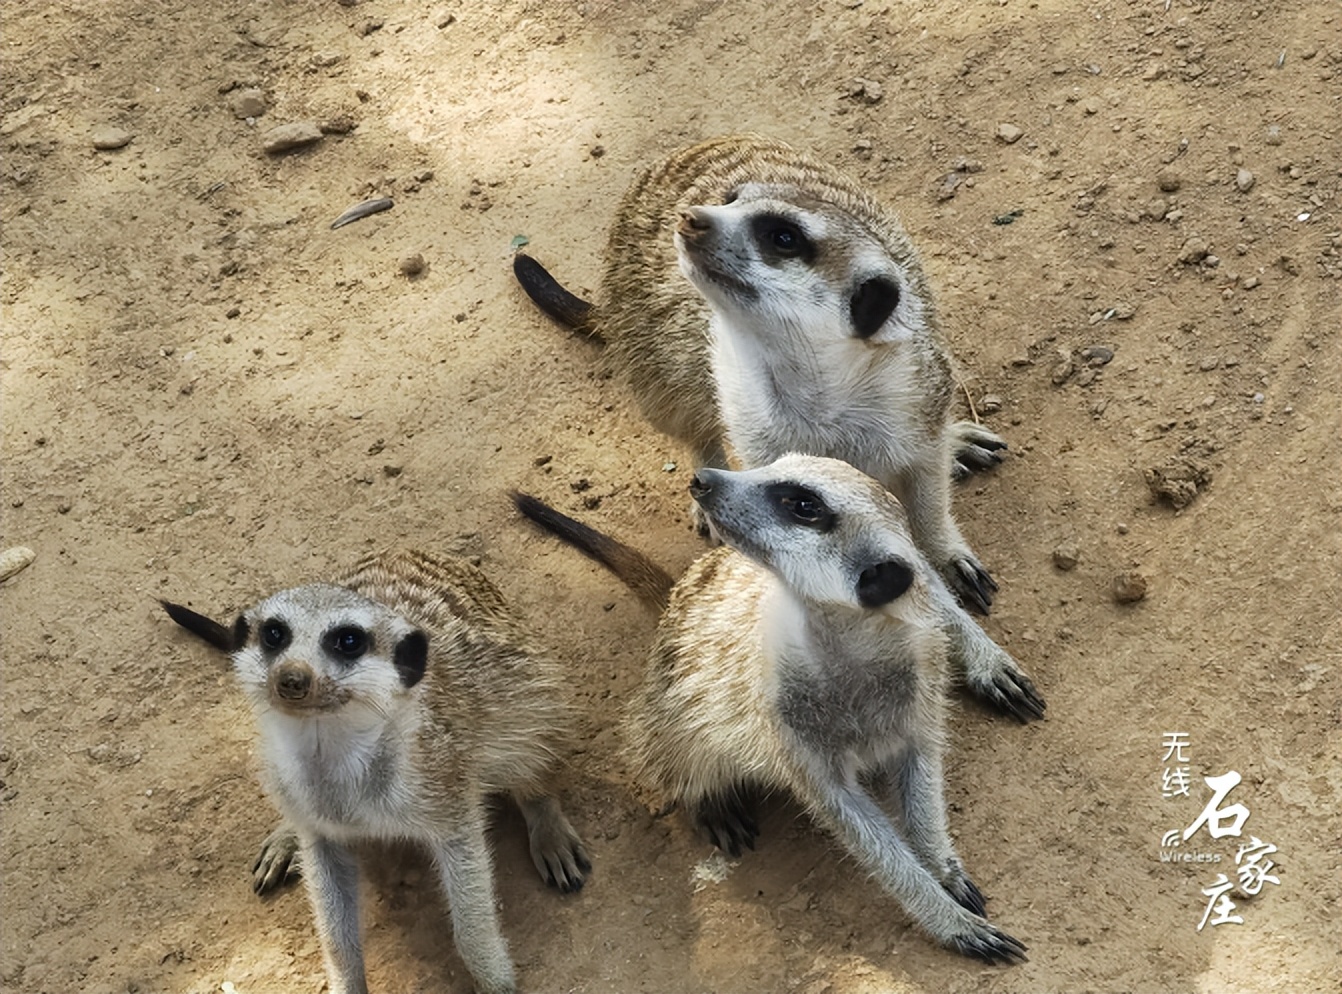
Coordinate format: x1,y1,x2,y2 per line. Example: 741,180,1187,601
229,584,429,718
690,454,929,613
673,181,931,347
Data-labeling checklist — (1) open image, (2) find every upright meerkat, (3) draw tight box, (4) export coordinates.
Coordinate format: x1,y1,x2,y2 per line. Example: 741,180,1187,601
162,549,589,994
515,133,1006,613
512,454,1040,964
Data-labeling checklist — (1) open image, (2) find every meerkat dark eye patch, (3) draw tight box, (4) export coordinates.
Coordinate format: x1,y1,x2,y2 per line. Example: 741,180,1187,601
767,483,836,531
260,619,291,652
850,276,901,339
857,559,915,608
752,215,815,263
394,630,429,688
326,625,369,661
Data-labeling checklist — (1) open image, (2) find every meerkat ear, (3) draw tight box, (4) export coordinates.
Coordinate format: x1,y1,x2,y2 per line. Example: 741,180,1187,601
856,559,914,608
393,630,429,688
849,277,901,339
232,615,249,651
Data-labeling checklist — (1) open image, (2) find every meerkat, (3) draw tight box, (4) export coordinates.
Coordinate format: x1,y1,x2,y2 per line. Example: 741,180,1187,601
514,133,1007,615
512,454,1040,964
162,549,590,994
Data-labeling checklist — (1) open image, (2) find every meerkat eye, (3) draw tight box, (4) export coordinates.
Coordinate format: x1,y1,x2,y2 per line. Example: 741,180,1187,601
767,483,836,531
722,187,740,205
328,626,368,660
260,619,291,651
752,216,813,262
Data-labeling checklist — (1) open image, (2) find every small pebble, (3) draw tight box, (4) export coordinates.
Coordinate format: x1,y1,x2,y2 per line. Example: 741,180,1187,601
1264,125,1283,146
0,546,36,583
978,395,1003,415
1235,168,1256,193
1156,168,1181,192
1051,545,1080,571
261,121,324,154
1081,346,1115,366
398,253,426,277
229,89,268,119
1111,572,1148,604
996,123,1024,144
91,125,134,151
1177,236,1210,265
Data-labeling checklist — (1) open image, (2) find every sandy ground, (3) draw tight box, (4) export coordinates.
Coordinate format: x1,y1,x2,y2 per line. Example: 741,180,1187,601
2,1,1340,992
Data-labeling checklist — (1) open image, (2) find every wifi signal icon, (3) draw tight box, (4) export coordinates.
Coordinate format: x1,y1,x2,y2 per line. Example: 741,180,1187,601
1160,829,1182,847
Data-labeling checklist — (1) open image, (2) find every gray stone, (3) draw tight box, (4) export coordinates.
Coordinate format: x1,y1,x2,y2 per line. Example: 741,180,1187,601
1111,572,1148,604
91,125,134,150
996,123,1023,144
262,121,324,154
230,89,268,119
1235,168,1256,193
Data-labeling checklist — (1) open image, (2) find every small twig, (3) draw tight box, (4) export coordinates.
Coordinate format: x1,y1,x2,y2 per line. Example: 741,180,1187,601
960,381,982,425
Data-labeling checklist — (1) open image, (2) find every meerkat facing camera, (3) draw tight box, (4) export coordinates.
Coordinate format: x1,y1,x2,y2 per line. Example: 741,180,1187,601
513,454,1040,964
163,550,589,994
515,134,1006,614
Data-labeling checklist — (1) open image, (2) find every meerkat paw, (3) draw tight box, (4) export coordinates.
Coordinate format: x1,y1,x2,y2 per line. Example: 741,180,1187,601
940,867,988,918
251,823,302,895
949,421,1007,482
517,794,591,893
945,916,1029,965
968,661,1047,723
692,790,759,858
946,555,998,615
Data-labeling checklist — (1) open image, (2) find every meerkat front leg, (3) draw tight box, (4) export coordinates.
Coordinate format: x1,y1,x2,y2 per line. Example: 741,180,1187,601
302,835,369,994
790,756,1027,965
895,452,997,615
938,597,1046,722
512,791,591,893
427,811,517,994
885,745,987,917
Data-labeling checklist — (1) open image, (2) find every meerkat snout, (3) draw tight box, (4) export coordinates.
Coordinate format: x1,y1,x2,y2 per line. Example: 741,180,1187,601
678,208,712,235
271,663,312,702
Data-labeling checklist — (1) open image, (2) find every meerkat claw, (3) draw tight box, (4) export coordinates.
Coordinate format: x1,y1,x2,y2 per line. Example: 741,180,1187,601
993,671,1047,723
944,873,987,918
251,824,302,895
951,558,998,615
695,792,759,858
950,922,1029,965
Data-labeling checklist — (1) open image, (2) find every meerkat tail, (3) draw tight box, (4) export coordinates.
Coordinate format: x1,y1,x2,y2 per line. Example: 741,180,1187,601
510,491,673,609
512,253,601,339
161,600,237,653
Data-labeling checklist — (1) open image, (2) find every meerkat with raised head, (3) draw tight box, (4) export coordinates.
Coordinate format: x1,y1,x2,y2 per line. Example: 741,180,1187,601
162,549,590,994
515,133,1007,614
512,454,1040,964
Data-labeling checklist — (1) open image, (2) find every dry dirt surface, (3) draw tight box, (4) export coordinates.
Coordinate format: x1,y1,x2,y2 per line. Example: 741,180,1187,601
2,1,1340,992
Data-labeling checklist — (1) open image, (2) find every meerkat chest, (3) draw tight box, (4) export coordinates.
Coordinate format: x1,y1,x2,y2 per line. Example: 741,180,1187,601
768,617,945,765
259,712,421,835
709,320,932,471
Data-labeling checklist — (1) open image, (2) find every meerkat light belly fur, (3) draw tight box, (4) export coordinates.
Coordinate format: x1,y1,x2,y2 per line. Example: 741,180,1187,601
163,550,590,994
513,454,1038,964
515,134,1007,616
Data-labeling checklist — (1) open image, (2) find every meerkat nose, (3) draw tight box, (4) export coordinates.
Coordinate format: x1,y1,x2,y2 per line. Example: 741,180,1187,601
678,208,713,236
688,472,716,500
274,664,313,701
